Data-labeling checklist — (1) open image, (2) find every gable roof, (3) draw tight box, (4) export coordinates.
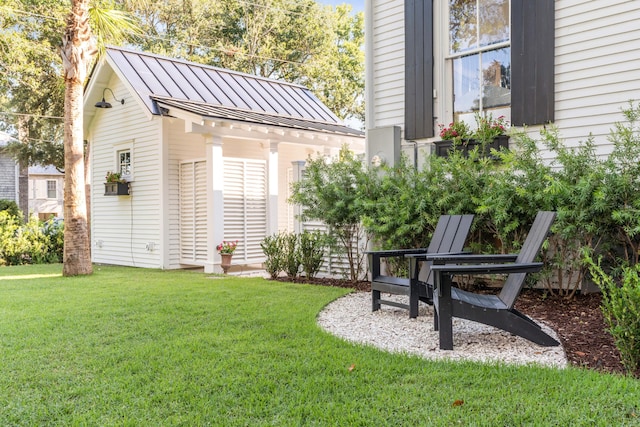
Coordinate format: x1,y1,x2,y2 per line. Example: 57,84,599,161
101,46,362,137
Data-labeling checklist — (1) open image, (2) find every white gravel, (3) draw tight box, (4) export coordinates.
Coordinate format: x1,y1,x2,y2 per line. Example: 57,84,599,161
317,291,568,368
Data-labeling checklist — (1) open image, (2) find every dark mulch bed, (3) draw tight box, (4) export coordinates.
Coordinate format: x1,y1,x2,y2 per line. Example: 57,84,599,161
276,276,633,376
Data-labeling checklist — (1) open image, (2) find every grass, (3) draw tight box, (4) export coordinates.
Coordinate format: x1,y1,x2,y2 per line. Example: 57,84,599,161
0,264,639,426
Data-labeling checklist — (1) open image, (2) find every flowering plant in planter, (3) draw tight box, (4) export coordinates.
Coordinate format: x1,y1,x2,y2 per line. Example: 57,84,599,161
105,171,126,183
438,121,471,143
435,113,510,158
217,240,238,254
473,114,509,142
438,113,509,142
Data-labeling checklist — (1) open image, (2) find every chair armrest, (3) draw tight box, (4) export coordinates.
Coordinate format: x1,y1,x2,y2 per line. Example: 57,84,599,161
405,250,471,261
427,253,519,264
431,262,543,275
366,248,429,257
368,248,429,279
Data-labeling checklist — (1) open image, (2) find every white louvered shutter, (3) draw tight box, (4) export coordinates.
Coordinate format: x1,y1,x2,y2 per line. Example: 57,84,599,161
179,160,208,264
223,158,267,264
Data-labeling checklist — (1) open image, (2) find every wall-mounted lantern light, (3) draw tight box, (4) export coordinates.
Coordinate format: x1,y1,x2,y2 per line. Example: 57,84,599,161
95,88,125,109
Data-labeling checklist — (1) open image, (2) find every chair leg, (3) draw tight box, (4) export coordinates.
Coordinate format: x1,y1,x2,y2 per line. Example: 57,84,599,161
433,306,439,331
434,275,454,350
372,289,381,312
409,275,420,318
409,290,418,318
437,303,454,350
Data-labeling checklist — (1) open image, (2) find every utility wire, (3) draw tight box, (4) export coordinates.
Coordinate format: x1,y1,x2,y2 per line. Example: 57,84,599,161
0,111,64,120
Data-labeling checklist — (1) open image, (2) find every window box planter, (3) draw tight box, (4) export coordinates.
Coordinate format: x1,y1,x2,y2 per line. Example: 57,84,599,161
104,182,130,196
434,135,509,158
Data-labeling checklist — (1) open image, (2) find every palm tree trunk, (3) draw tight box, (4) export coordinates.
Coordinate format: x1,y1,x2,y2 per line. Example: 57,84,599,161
61,0,96,276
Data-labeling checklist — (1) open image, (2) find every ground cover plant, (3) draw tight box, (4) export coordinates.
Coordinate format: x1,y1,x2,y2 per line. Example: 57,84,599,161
0,265,639,425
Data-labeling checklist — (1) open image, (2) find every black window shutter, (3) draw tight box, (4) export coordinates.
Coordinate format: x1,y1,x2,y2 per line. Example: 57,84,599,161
511,0,555,126
405,0,434,140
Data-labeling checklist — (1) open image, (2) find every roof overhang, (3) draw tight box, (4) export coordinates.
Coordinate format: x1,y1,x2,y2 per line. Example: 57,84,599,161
153,96,365,149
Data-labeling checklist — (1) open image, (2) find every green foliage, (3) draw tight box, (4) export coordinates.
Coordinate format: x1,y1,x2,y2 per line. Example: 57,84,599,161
1,0,364,169
602,101,640,267
587,257,640,376
41,217,64,263
0,212,62,266
0,200,22,223
282,231,301,278
261,230,327,279
290,145,370,281
0,0,67,168
260,233,284,279
298,229,326,279
362,102,640,296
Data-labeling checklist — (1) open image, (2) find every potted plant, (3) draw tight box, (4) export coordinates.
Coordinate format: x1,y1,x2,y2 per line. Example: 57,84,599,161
217,240,238,274
435,114,510,158
104,171,130,196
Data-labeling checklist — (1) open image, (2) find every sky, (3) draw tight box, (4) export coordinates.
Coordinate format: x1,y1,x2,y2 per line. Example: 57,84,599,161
320,0,365,13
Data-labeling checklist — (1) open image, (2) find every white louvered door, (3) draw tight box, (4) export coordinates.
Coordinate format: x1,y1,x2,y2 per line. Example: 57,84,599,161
223,158,267,264
179,160,208,264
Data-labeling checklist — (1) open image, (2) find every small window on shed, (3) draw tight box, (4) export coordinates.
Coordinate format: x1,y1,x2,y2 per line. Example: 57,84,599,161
118,149,131,178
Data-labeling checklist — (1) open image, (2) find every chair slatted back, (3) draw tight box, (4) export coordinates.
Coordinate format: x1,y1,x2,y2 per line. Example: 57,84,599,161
499,211,556,308
421,215,474,283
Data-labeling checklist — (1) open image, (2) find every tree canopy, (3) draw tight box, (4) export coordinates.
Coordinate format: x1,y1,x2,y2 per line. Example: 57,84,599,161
0,0,365,169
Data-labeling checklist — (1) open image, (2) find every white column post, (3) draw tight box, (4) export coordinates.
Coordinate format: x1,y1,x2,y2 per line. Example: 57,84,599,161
291,160,306,234
268,141,279,235
205,135,225,273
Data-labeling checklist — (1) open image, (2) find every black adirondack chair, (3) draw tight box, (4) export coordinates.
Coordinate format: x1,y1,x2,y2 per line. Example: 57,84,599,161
429,211,558,350
368,214,474,318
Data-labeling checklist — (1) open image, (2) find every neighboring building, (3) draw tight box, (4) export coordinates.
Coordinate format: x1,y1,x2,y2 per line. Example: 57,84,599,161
83,46,364,273
365,0,640,165
28,165,64,220
0,131,19,204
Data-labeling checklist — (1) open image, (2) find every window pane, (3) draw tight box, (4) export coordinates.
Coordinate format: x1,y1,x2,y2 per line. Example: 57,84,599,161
119,150,131,176
47,180,56,199
450,0,477,53
453,53,480,114
479,0,509,47
482,48,510,109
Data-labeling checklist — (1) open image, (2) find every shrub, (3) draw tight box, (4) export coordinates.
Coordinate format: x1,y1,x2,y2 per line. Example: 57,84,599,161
587,257,640,376
261,233,284,279
0,199,22,222
298,230,326,279
0,212,64,266
282,232,301,279
42,217,64,263
290,145,370,281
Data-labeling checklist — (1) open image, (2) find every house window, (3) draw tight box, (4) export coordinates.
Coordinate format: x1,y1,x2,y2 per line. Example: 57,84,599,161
118,149,131,178
449,0,510,124
47,180,57,199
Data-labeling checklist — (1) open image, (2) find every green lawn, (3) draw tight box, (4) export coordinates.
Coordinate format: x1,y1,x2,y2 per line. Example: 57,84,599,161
0,264,638,426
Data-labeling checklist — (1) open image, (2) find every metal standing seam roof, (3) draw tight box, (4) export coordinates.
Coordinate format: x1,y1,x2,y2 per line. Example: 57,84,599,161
106,46,363,137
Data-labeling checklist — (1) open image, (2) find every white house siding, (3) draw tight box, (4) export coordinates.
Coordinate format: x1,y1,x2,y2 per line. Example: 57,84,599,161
90,79,162,268
554,0,640,154
367,0,640,159
367,0,405,130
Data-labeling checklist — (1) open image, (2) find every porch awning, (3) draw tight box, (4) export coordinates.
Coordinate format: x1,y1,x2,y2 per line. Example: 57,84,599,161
152,96,364,138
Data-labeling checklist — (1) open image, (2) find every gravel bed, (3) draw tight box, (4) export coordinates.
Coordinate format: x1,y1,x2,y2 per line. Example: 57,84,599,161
317,291,568,368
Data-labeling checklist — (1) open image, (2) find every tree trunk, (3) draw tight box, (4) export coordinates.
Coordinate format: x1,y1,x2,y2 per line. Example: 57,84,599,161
60,0,96,276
